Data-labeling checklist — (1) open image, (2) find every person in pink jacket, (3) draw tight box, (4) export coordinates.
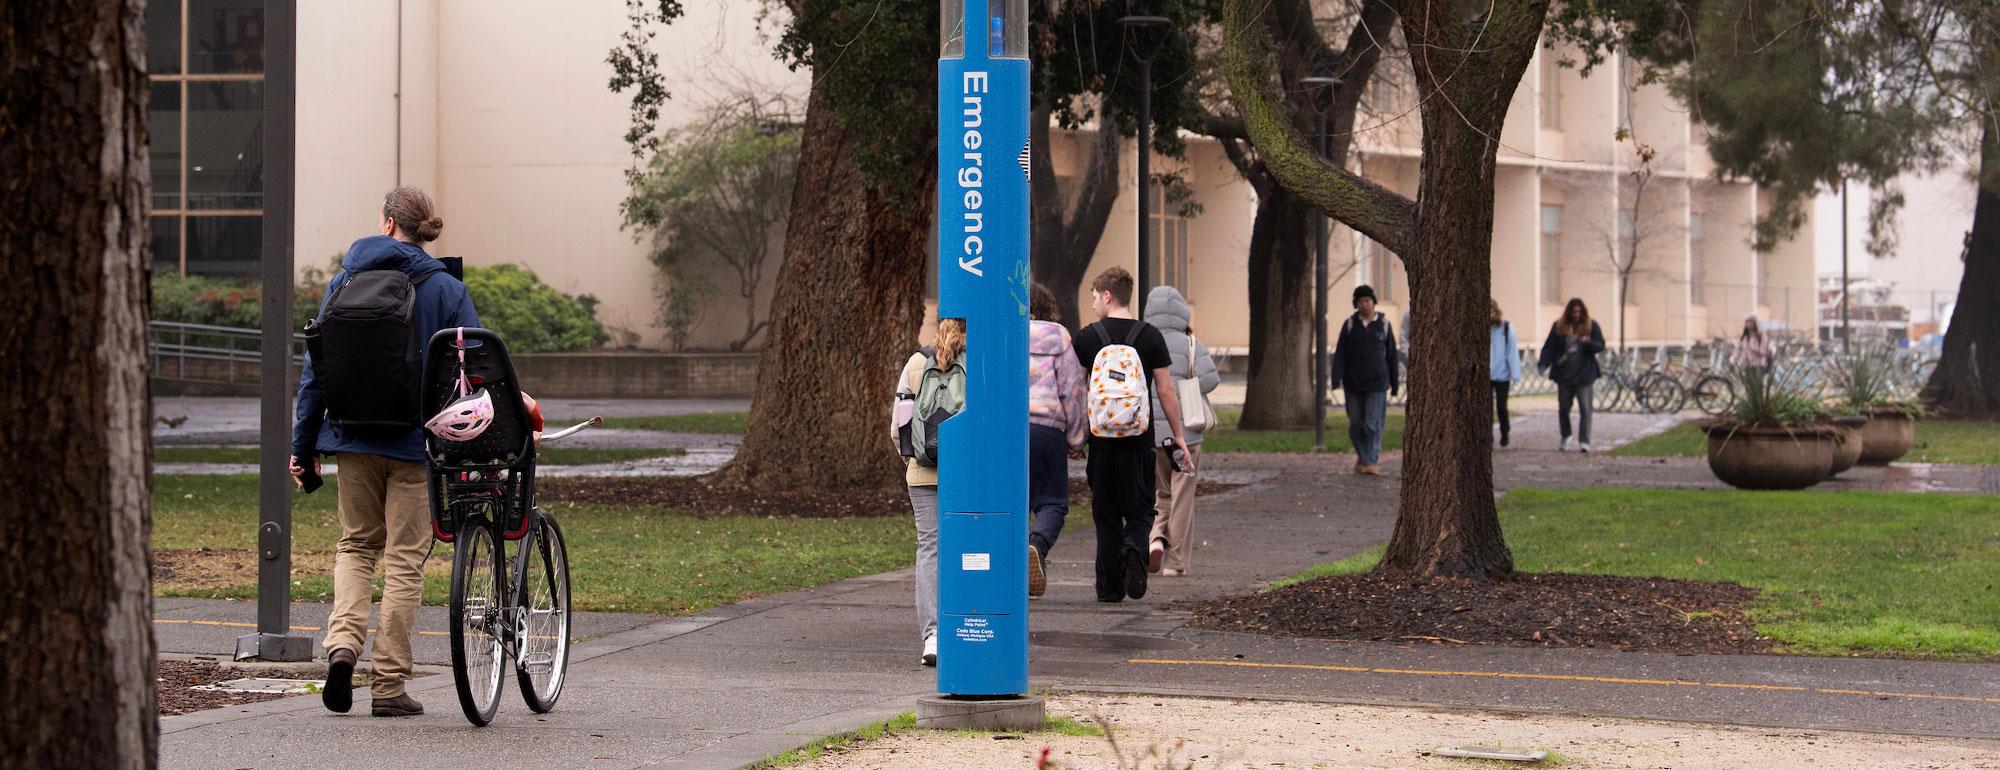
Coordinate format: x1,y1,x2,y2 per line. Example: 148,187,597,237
1026,283,1087,599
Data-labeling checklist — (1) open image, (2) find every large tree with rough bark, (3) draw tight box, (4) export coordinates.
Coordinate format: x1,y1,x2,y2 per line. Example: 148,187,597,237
1224,0,1552,578
0,0,160,765
1555,0,1999,416
1194,0,1398,430
721,0,941,491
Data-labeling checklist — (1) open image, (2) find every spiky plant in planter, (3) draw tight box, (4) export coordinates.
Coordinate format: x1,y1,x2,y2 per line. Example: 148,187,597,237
1703,360,1838,490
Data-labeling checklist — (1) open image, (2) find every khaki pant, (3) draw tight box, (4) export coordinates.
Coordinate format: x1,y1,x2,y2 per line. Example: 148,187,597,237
1149,443,1201,572
324,453,431,698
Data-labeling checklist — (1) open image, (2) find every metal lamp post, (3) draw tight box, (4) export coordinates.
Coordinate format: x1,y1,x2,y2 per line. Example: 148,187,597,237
1119,14,1169,312
1300,75,1341,452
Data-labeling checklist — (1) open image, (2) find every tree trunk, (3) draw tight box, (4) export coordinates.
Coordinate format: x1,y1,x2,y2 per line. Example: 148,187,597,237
1030,105,1120,329
1374,0,1544,580
1238,186,1318,429
0,1,159,766
1378,117,1516,580
714,75,934,492
1922,119,2000,417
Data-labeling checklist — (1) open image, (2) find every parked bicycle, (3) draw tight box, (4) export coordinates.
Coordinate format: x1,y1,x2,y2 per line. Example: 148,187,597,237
423,327,597,727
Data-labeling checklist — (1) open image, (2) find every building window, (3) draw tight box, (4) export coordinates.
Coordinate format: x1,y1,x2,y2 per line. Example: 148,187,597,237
1689,214,1705,305
1148,181,1190,295
1540,52,1561,130
1540,204,1562,304
1756,251,1770,307
147,0,267,277
1358,237,1396,304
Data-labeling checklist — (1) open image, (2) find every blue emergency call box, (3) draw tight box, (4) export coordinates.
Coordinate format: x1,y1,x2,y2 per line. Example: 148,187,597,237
936,0,1031,697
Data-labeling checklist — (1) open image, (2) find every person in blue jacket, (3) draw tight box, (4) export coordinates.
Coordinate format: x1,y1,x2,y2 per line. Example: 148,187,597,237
291,187,479,718
1489,298,1522,447
1330,285,1399,475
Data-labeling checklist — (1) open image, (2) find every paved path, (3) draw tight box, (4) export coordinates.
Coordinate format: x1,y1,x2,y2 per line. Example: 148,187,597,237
152,397,749,446
159,437,2000,768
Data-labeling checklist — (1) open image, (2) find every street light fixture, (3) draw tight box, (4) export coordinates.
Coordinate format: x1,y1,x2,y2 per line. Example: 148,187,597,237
1300,75,1342,452
1119,14,1171,313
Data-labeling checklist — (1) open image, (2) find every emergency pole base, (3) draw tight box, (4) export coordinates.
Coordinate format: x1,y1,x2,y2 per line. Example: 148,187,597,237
915,694,1045,730
234,631,317,662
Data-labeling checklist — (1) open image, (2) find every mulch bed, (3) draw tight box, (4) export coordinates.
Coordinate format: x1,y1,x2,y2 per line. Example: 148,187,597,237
1190,572,1771,655
157,660,289,716
538,476,1243,519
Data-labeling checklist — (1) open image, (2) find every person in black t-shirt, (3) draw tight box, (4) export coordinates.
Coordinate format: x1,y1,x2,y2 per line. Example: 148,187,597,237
1073,267,1191,603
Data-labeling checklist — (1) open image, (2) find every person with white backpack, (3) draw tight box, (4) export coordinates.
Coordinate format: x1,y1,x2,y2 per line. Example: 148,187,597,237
1072,268,1192,603
1142,286,1219,577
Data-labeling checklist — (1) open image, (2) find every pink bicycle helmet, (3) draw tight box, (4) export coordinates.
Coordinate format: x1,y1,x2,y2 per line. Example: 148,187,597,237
425,388,495,442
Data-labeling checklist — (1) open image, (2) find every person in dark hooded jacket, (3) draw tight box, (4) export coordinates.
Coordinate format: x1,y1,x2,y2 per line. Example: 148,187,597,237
292,187,479,718
1329,285,1399,475
1536,297,1605,452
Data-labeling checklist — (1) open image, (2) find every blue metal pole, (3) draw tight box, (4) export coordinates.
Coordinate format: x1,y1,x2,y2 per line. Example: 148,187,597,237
936,0,1030,697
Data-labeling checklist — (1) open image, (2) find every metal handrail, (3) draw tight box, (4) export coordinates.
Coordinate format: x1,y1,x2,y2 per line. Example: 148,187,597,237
149,320,306,382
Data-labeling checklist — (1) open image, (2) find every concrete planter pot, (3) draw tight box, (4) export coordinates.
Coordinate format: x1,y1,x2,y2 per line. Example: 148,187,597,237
1857,407,1916,466
1702,423,1837,491
1827,415,1869,477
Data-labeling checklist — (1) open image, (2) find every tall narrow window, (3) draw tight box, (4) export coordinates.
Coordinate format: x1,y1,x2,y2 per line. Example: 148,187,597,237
1148,181,1190,295
1689,214,1706,305
1358,237,1396,303
146,0,267,277
1540,52,1561,130
1540,204,1562,303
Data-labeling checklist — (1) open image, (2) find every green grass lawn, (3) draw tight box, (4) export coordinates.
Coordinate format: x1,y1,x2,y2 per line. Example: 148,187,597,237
1275,487,2000,659
1614,418,2000,464
1200,407,1406,455
153,446,686,466
152,474,911,616
598,412,749,434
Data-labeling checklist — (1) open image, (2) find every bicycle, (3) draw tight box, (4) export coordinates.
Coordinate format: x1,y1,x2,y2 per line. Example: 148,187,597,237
422,327,598,727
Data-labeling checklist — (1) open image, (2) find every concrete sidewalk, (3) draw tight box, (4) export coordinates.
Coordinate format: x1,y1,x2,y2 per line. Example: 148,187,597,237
158,447,2000,769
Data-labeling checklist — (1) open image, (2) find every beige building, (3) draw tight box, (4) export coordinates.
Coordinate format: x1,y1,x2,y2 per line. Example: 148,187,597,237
150,2,1814,353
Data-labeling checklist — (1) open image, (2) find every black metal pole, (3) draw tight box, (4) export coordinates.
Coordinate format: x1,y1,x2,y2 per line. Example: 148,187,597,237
1313,108,1329,451
239,0,312,663
1135,60,1152,314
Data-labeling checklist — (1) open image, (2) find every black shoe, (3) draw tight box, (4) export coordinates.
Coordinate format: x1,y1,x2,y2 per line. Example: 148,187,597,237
322,648,356,714
1122,547,1149,600
1096,595,1124,603
1500,432,1510,448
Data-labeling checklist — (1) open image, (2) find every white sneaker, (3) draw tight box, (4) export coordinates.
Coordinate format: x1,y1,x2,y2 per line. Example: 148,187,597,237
1581,443,1592,454
922,633,937,667
1559,437,1570,452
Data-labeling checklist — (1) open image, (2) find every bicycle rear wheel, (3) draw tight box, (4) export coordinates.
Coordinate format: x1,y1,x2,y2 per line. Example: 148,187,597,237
450,516,505,726
517,512,572,713
1691,375,1734,416
1637,373,1687,414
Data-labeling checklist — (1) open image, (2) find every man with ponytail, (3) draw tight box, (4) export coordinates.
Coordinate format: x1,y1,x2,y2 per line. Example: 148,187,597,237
292,186,480,717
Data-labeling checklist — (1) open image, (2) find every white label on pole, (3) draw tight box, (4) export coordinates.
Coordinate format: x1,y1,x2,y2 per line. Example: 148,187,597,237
962,553,991,571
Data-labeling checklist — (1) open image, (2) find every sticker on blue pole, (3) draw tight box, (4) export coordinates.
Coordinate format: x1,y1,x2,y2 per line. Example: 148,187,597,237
936,0,1030,697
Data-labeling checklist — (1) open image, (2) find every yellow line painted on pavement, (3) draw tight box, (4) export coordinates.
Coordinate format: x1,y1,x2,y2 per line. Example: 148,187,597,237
1128,658,2000,705
154,618,450,637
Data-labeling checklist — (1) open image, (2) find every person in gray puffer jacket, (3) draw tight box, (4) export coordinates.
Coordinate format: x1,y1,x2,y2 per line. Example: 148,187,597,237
1141,286,1219,576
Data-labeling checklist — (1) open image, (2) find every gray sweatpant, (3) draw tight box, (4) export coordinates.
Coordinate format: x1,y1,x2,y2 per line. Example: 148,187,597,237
907,485,939,642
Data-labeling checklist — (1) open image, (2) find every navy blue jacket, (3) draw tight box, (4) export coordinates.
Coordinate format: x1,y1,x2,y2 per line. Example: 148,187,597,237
1536,320,1606,387
1330,312,1400,394
292,236,481,462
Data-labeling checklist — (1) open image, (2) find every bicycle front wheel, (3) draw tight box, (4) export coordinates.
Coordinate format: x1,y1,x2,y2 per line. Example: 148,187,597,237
517,512,572,713
450,516,505,726
1638,373,1686,414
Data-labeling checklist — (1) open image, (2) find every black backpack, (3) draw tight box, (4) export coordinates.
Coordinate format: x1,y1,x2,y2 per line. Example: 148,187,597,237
305,267,436,432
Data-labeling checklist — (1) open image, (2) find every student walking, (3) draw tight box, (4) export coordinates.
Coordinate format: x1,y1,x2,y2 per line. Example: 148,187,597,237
1731,316,1771,372
1142,286,1218,577
293,187,479,717
1026,284,1087,599
1329,285,1399,475
892,317,966,666
1074,267,1191,603
1490,299,1522,447
1536,298,1606,453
